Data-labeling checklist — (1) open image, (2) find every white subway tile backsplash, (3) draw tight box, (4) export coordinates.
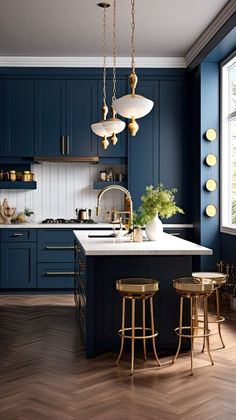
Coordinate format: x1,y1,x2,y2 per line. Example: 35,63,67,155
0,162,126,222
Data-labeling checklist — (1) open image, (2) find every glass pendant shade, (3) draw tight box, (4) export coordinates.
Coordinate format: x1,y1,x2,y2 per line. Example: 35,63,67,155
91,120,111,138
103,117,125,134
113,94,154,119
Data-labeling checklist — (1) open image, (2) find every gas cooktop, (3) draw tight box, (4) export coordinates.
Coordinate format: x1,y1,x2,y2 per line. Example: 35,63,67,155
41,218,96,224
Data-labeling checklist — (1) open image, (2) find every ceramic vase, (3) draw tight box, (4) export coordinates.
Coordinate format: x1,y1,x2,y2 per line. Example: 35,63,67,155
145,214,163,241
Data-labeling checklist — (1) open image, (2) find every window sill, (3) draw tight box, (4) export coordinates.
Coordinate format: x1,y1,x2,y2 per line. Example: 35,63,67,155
221,226,236,236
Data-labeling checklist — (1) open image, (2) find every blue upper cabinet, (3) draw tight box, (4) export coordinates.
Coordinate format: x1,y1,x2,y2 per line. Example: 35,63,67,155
128,80,159,210
97,78,127,158
35,79,98,157
35,80,66,156
0,79,34,156
66,80,98,156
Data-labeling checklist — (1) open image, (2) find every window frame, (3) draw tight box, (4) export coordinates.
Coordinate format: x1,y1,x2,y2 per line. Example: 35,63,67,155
220,50,236,235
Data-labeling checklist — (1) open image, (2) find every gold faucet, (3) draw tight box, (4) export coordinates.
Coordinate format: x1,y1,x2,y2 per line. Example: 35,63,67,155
96,185,133,230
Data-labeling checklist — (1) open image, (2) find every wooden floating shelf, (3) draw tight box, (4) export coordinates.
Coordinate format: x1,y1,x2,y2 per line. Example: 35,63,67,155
93,181,127,190
0,181,37,190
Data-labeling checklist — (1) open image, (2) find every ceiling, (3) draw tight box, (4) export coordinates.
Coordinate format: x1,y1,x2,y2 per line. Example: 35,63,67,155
0,0,231,59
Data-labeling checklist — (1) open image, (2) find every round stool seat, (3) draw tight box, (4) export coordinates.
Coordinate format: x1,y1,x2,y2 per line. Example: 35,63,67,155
173,277,216,294
192,272,226,286
116,278,159,294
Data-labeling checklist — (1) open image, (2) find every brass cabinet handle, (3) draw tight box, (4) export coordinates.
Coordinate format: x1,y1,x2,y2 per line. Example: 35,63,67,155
66,135,70,154
45,271,75,276
45,245,75,250
11,233,23,237
61,136,65,155
169,233,180,236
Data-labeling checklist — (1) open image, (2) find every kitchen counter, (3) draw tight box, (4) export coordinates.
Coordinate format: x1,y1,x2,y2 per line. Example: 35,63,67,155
73,230,212,357
0,223,193,229
73,229,211,256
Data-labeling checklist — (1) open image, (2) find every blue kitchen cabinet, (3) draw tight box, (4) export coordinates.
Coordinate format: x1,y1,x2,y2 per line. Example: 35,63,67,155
0,229,36,289
37,229,74,289
97,79,127,158
128,79,159,211
35,79,98,157
35,80,66,156
66,80,98,156
0,79,34,156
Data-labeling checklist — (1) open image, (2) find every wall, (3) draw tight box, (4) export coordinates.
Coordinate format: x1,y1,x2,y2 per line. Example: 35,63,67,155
0,162,126,222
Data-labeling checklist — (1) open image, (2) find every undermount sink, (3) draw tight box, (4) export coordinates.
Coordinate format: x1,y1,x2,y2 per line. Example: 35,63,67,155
88,231,128,238
88,234,115,238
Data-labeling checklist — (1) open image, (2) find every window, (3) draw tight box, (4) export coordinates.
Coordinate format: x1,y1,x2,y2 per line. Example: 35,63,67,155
221,52,236,234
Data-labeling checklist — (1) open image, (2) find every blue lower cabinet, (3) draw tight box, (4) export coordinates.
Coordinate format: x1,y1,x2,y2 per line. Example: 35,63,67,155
1,242,36,289
37,263,74,288
37,229,74,263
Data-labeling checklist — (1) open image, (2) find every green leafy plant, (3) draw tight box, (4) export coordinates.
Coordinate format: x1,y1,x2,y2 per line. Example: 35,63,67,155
24,208,34,217
133,184,184,227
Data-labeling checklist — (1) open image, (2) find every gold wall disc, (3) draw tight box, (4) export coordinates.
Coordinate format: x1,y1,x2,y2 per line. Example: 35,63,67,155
206,154,217,166
206,179,217,191
206,204,217,217
206,128,217,141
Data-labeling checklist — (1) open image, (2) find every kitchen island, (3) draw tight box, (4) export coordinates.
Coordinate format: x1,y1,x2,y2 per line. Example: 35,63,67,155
73,230,212,357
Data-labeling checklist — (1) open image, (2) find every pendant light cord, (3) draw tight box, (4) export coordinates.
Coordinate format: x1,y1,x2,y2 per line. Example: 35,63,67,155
102,5,107,107
112,0,117,105
131,0,136,73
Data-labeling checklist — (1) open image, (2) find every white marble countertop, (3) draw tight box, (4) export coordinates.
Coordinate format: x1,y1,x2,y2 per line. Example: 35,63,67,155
0,223,193,229
73,229,212,256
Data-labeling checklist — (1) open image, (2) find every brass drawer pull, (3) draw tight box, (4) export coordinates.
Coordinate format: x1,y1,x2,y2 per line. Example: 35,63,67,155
61,135,65,155
11,233,24,237
45,271,75,276
170,233,180,236
45,245,74,250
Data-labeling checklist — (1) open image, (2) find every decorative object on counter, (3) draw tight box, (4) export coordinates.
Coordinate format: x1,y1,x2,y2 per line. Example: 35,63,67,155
24,208,35,223
113,0,154,136
75,208,92,222
132,227,143,242
205,203,217,217
205,128,217,141
0,198,16,224
133,184,184,241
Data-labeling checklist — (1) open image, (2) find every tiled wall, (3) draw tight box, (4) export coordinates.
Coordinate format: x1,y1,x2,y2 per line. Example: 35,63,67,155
0,162,126,222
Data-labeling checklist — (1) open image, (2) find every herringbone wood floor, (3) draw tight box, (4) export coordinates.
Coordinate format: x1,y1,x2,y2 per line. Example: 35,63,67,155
0,295,236,420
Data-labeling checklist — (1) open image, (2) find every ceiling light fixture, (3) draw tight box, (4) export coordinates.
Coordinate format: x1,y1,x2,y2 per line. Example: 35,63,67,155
91,2,111,150
113,0,154,136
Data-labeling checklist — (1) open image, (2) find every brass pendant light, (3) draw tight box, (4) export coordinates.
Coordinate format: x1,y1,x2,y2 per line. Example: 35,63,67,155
113,0,154,136
91,2,111,150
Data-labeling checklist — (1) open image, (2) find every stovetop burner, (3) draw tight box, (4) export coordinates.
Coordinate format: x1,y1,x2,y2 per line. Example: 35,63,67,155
41,218,96,224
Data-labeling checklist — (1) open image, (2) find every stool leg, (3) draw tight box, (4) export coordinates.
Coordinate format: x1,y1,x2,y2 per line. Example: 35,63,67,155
216,287,225,349
150,296,161,366
204,296,214,366
116,296,126,365
130,298,135,375
142,299,147,361
190,296,194,375
173,295,183,364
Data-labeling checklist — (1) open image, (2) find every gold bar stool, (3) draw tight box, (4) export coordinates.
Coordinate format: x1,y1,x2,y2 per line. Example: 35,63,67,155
172,277,216,375
116,278,161,375
192,272,227,349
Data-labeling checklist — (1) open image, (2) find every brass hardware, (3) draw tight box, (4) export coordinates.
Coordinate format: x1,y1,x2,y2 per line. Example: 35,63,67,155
61,136,65,155
11,233,23,237
206,128,217,141
101,136,109,149
129,71,138,96
45,246,75,250
111,132,118,145
206,154,217,166
205,204,217,217
206,179,217,191
45,271,75,276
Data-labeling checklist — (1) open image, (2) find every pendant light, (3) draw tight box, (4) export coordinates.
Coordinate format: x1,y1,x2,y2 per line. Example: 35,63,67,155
102,0,125,145
91,2,111,150
113,0,154,136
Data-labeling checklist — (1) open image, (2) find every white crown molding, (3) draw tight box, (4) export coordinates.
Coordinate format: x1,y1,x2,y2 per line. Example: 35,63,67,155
185,0,236,67
0,56,187,68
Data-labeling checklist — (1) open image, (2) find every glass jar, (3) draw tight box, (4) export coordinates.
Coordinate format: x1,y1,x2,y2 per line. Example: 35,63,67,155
22,171,31,181
100,170,107,181
9,170,16,181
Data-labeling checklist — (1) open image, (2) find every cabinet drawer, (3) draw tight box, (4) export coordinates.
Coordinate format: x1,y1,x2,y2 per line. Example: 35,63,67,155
37,229,74,262
1,229,36,242
164,228,193,241
37,263,74,288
